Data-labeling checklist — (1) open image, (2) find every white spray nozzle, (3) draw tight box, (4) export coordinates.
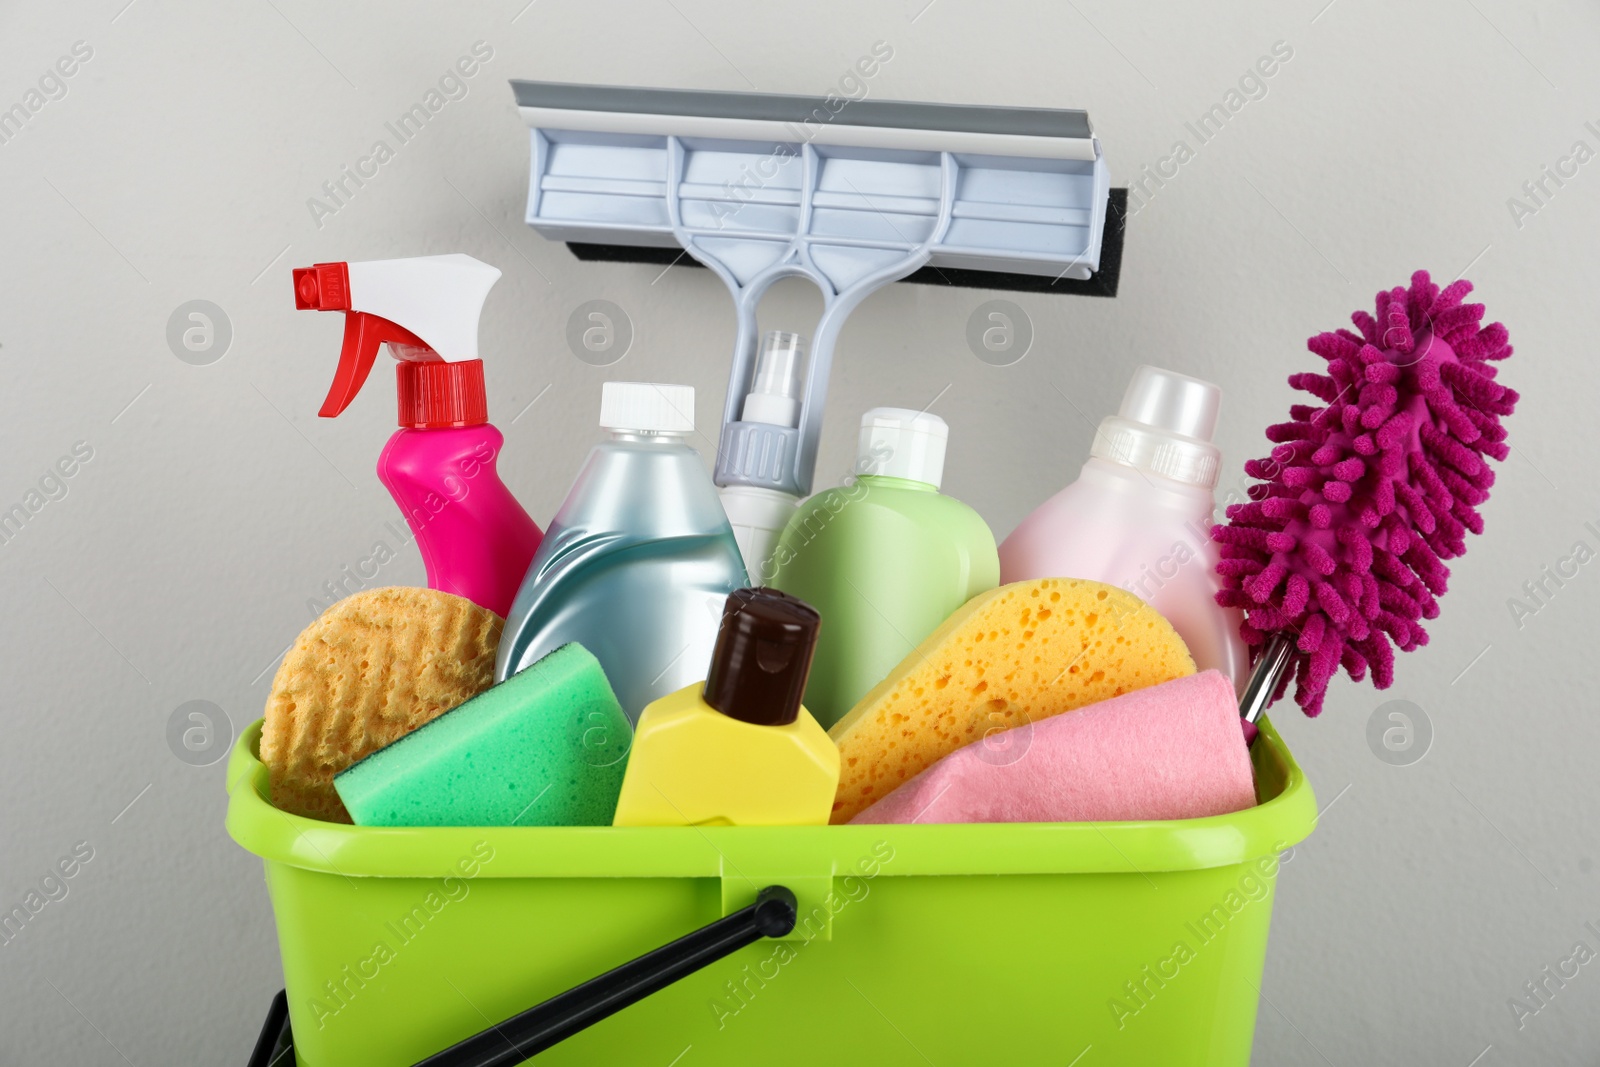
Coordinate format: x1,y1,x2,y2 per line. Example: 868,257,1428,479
342,254,502,363
741,331,808,428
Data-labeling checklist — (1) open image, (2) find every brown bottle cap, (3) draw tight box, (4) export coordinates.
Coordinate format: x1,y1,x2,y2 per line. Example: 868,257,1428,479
703,588,821,726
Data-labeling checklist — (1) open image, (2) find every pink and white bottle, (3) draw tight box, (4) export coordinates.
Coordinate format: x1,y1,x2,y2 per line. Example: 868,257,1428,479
999,366,1248,691
293,254,542,618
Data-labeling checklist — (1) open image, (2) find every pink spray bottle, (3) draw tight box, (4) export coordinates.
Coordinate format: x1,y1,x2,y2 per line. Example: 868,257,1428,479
293,253,542,618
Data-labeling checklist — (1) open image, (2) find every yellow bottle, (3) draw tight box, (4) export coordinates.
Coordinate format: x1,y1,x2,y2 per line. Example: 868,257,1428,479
613,588,839,827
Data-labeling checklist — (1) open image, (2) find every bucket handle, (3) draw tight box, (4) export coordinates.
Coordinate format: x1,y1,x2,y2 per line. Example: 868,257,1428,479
248,885,798,1067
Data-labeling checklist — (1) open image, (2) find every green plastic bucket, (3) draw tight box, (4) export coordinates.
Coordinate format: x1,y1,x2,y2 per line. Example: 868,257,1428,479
227,716,1315,1066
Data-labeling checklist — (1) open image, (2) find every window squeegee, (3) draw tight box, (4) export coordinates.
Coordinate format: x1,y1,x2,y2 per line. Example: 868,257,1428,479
512,80,1123,575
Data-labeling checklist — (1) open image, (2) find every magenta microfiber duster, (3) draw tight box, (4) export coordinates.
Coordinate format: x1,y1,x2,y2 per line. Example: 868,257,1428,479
1215,270,1518,717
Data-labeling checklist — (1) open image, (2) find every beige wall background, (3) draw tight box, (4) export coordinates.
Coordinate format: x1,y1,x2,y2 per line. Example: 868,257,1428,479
2,0,1597,1063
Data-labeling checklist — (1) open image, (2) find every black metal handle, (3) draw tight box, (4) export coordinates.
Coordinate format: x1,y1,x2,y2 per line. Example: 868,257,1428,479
246,989,291,1067
414,884,797,1067
246,886,797,1067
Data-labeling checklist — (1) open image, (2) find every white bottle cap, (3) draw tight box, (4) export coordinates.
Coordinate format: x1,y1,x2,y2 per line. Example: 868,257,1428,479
1090,366,1221,488
858,407,949,489
599,382,695,434
741,331,807,428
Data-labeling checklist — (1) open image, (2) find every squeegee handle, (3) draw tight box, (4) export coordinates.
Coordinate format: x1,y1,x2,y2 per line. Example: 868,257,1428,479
413,885,799,1066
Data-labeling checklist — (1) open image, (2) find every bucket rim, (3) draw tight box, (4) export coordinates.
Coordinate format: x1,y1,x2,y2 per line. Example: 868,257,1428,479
227,716,1314,879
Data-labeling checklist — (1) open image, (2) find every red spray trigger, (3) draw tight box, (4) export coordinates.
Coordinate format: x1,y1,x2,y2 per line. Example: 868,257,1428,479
318,314,431,417
293,261,431,418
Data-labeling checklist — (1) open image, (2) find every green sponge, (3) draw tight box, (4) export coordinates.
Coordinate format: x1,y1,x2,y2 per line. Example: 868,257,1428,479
334,643,632,827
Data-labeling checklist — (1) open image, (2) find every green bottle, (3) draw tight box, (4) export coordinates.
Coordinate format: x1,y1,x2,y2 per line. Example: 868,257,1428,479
770,407,999,728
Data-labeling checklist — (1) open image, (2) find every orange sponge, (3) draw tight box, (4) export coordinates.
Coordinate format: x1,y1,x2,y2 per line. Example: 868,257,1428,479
827,578,1196,824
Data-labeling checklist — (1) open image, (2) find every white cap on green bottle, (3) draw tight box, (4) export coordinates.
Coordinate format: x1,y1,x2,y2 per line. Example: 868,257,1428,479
858,407,948,489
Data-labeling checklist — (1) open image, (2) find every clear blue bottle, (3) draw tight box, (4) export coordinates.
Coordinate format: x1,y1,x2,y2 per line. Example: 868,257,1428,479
496,382,750,721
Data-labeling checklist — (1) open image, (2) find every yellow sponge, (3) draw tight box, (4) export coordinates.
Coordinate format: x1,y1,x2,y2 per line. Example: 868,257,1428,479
827,578,1196,824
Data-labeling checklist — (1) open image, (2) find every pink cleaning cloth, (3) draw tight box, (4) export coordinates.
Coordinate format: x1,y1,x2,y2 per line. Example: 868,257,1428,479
850,670,1257,825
